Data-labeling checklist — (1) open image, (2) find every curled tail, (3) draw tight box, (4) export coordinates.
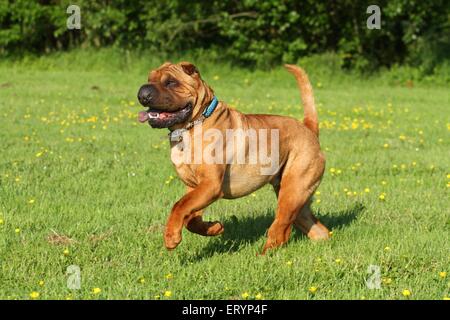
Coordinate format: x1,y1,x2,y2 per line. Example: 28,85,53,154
284,64,319,137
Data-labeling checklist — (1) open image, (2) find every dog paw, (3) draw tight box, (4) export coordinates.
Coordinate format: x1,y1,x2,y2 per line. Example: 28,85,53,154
206,221,224,236
164,231,182,250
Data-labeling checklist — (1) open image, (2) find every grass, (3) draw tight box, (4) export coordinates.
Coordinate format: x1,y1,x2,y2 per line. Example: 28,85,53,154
0,50,449,300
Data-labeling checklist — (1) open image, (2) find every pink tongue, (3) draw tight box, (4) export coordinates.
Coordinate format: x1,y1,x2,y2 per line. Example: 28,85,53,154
138,111,149,123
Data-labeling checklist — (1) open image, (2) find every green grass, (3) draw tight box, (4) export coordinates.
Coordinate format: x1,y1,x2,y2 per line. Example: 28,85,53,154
0,50,449,300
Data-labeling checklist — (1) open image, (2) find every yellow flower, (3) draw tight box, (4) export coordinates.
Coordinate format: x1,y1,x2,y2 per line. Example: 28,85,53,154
382,277,392,285
65,294,73,300
315,199,321,204
29,291,40,299
328,231,333,237
213,75,220,81
92,287,101,295
439,272,447,279
241,292,250,299
364,188,370,193
329,168,336,173
379,194,386,201
164,290,172,298
335,258,342,264
35,152,43,157
165,273,173,280
447,174,450,179
28,199,35,204
402,289,411,297
15,228,21,234
255,293,263,300
0,218,4,225
383,143,389,148
399,135,406,141
309,286,318,294
154,295,160,300
444,296,450,300
38,280,45,286
63,248,70,256
384,246,391,252
286,260,293,266
139,277,146,284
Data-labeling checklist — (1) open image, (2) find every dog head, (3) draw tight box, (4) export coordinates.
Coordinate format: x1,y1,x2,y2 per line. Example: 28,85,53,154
137,62,214,129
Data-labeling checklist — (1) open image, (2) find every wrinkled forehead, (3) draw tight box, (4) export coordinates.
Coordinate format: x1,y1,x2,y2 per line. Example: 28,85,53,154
148,63,187,82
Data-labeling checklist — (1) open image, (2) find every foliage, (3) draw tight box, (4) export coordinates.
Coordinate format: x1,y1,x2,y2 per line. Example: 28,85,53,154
0,1,449,70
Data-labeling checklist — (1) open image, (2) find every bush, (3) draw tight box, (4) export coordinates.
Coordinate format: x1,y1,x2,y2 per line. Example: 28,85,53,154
0,0,448,71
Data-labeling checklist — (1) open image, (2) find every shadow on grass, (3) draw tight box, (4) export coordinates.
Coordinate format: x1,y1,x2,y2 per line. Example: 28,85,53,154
192,202,365,260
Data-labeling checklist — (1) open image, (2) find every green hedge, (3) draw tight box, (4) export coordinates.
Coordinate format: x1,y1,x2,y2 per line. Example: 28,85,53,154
0,0,449,70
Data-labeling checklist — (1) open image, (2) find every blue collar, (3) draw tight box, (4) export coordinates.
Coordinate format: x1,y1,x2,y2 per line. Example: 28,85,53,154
202,96,218,118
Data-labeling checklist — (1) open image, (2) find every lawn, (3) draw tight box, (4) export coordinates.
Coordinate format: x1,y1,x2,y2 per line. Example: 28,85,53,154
0,51,448,300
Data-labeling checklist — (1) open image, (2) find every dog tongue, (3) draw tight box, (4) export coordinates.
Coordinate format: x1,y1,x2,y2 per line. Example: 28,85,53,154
138,111,149,123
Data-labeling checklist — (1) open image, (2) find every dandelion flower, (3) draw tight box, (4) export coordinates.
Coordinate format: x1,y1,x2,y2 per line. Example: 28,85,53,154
364,188,370,193
255,293,263,300
439,272,447,279
63,248,70,256
92,287,101,295
384,246,391,252
286,261,293,266
402,289,411,297
241,292,250,299
379,194,386,201
139,277,146,284
0,218,4,225
165,273,173,280
335,258,342,264
29,291,40,299
38,280,45,286
28,199,35,204
164,290,172,298
15,228,21,234
309,286,318,294
383,143,389,148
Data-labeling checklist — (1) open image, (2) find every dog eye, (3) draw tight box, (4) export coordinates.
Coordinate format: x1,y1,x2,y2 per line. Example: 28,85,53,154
165,79,178,87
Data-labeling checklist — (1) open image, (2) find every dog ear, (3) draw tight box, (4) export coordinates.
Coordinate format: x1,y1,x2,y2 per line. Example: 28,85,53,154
179,62,199,76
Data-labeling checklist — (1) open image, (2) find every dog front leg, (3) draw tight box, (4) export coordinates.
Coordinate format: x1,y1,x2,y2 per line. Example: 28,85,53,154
164,181,223,249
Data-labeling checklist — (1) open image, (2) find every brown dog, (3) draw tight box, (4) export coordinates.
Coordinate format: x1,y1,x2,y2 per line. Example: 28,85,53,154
137,62,330,254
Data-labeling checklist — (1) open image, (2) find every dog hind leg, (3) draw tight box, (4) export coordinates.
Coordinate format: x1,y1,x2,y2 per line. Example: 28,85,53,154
294,198,330,240
263,159,328,254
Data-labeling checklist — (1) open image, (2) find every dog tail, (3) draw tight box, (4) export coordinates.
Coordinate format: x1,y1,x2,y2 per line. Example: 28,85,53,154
284,64,319,137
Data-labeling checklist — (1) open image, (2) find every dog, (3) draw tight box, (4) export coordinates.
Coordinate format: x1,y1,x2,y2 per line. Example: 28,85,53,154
137,62,330,254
